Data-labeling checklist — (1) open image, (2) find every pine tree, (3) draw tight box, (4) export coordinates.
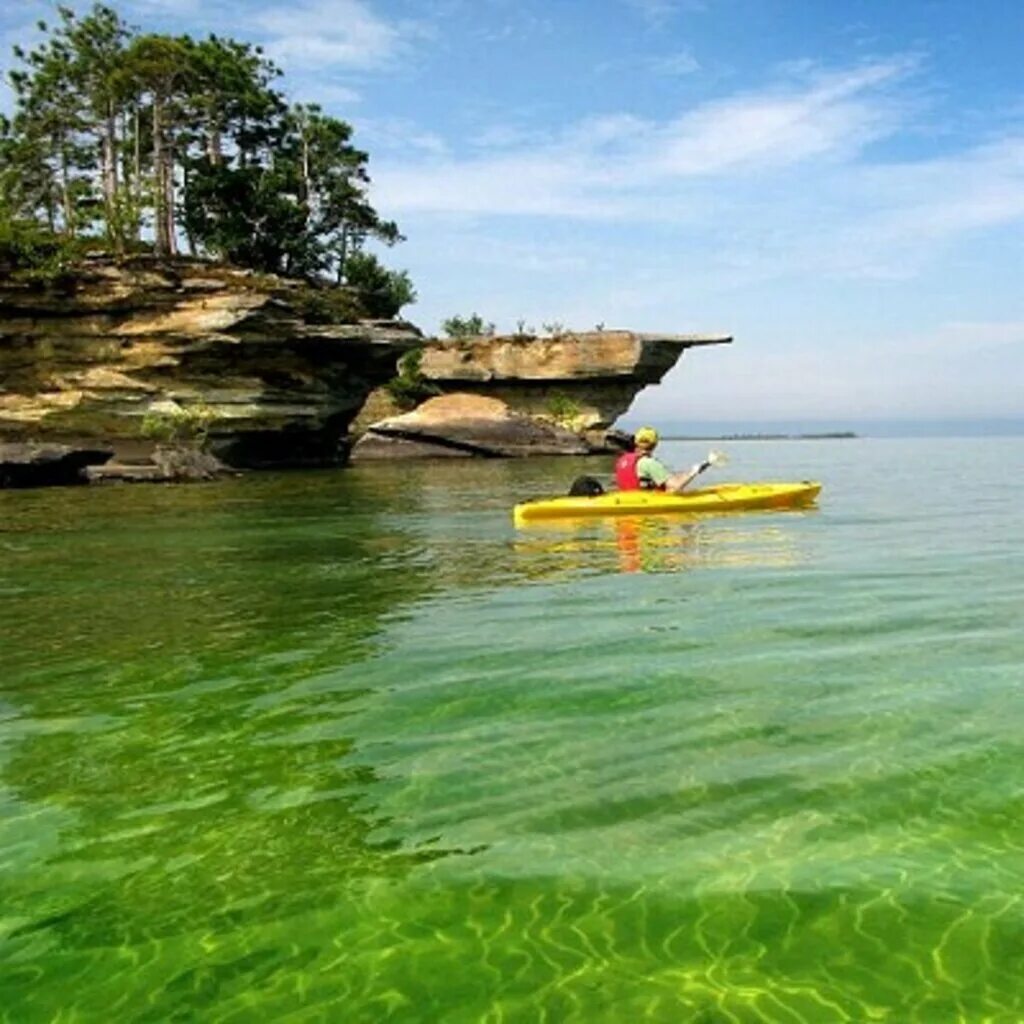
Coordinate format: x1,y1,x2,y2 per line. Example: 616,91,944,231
122,33,190,256
0,2,415,316
8,18,94,236
58,5,133,250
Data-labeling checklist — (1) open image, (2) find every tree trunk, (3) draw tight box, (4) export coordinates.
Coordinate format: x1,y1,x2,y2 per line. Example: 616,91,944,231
299,131,310,210
163,143,177,257
119,110,130,194
338,223,349,282
153,96,168,255
206,119,222,166
59,135,74,237
133,106,142,240
103,101,121,254
182,162,196,255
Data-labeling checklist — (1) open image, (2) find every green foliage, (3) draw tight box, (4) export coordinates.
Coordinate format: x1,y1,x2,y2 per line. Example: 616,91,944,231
541,321,567,338
343,251,416,319
5,6,131,243
0,214,87,280
545,391,582,427
290,286,366,325
441,313,495,339
1,3,414,300
182,159,311,272
139,403,217,446
384,348,440,410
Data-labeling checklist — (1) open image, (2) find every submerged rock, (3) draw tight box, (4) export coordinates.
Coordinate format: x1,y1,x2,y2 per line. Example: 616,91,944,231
352,393,592,460
85,445,231,484
0,442,113,487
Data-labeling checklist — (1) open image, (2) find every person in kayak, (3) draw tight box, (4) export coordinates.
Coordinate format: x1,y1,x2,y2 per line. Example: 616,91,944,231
614,427,712,492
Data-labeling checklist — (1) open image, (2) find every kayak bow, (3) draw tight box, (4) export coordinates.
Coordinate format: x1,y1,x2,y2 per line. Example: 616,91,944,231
513,481,822,525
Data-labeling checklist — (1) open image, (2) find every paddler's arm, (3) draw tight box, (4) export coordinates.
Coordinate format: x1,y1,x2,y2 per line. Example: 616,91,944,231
666,459,712,493
636,454,670,490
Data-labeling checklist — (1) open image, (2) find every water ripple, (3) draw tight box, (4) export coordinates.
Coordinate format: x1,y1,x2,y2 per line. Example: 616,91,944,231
2,440,1024,1020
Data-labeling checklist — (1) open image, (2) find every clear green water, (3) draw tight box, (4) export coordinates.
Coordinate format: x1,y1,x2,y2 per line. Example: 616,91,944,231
2,438,1022,1023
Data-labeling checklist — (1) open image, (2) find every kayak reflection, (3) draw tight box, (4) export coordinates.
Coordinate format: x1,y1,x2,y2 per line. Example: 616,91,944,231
513,509,816,577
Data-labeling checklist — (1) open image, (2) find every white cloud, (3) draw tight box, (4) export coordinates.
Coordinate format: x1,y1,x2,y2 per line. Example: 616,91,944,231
372,55,1024,296
647,50,701,76
476,12,554,42
255,0,413,71
893,320,1024,358
355,117,448,157
622,0,706,27
373,58,916,218
788,137,1024,279
288,81,363,108
470,124,550,151
374,153,616,217
122,0,205,12
654,60,912,174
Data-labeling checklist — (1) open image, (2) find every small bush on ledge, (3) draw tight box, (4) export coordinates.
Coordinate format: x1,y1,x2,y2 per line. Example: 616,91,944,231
140,403,218,447
289,286,367,324
384,349,441,410
545,391,583,428
441,314,496,339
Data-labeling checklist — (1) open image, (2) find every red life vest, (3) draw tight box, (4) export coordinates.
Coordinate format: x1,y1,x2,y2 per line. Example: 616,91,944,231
615,451,666,491
615,451,643,490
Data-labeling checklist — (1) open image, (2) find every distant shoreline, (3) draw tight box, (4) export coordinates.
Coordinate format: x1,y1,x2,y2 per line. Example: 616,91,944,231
623,419,1024,439
663,432,858,441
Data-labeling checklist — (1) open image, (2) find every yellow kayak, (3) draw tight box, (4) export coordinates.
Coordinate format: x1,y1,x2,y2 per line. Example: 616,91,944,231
513,481,822,525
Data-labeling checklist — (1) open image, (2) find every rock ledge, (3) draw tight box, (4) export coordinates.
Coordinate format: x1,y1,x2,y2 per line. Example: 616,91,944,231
353,394,593,460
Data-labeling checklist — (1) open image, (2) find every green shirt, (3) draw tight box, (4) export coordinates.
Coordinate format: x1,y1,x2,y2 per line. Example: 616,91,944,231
637,454,669,487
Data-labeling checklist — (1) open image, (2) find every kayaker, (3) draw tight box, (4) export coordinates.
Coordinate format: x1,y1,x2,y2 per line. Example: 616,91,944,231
614,427,711,493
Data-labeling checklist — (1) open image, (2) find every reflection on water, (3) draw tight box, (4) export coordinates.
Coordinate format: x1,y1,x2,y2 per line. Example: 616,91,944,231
514,511,815,578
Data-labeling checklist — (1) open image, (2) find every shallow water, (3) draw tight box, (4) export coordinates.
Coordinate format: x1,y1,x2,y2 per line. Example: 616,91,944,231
2,438,1023,1022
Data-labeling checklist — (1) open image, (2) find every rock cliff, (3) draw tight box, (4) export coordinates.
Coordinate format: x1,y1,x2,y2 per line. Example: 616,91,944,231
351,330,731,459
423,330,729,425
0,257,421,468
1,259,732,479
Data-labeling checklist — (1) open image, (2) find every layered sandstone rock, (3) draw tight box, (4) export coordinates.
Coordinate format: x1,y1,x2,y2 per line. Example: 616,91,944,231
1,259,732,477
352,393,592,460
352,330,731,452
0,257,421,468
419,330,730,429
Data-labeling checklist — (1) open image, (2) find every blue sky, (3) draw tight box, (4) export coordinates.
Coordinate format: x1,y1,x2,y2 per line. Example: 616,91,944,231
3,0,1023,422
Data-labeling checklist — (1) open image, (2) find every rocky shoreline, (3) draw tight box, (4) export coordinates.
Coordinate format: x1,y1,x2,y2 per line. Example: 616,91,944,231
0,257,731,487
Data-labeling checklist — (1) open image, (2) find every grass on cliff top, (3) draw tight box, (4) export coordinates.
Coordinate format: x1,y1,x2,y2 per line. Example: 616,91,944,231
0,233,372,324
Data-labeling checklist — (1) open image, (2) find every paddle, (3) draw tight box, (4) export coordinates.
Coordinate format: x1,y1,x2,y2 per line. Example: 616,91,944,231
568,448,728,497
668,448,728,492
697,448,728,477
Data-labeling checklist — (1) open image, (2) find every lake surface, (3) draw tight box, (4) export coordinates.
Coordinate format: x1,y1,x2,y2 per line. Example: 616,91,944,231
2,438,1022,1022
